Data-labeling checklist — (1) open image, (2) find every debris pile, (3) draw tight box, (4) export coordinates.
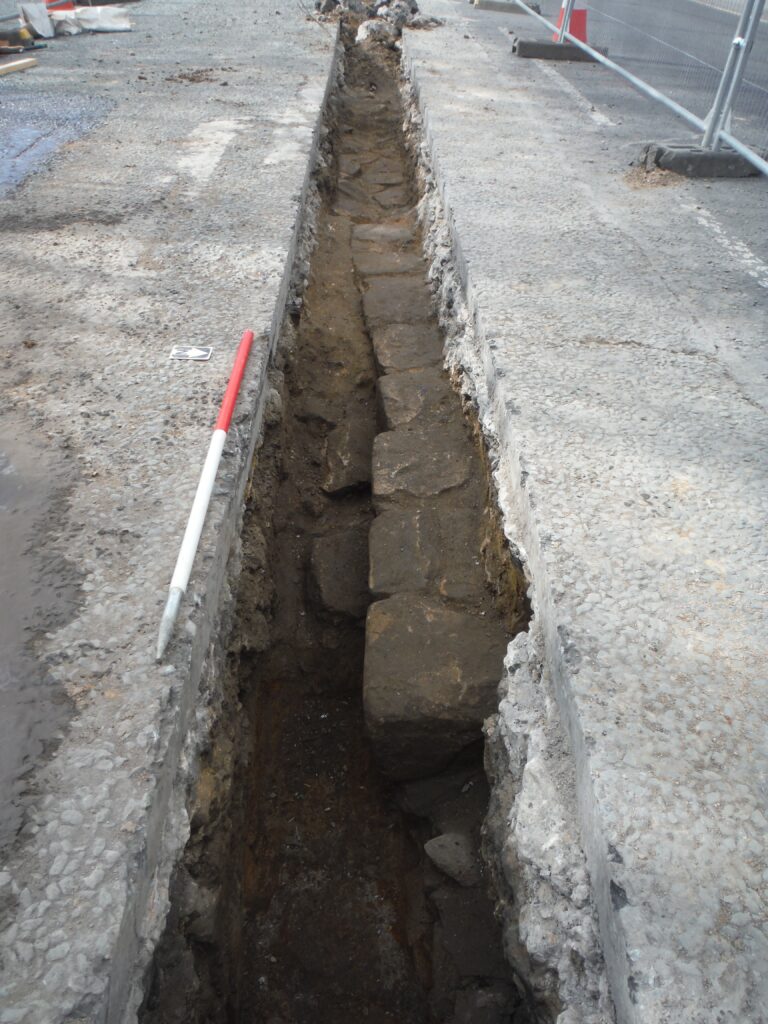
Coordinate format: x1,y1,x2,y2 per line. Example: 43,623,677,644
314,0,442,42
0,0,131,75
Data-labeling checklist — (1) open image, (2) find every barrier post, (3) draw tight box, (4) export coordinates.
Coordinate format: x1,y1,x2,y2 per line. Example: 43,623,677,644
703,0,766,150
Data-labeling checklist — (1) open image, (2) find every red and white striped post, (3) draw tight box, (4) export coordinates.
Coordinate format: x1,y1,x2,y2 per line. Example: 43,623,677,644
156,329,255,662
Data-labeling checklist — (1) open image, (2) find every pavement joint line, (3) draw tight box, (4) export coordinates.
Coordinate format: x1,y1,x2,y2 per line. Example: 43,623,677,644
682,201,768,289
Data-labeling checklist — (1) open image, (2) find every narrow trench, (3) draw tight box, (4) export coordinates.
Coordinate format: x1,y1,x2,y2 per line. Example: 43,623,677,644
142,26,533,1024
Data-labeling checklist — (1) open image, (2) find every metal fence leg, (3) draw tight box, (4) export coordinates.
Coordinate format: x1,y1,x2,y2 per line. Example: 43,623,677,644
556,0,577,43
703,0,766,150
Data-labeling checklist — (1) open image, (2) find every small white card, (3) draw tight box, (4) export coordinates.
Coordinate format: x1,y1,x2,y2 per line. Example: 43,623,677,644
169,345,213,361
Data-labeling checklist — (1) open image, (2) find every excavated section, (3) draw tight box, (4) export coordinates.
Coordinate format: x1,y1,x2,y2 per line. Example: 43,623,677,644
140,29,534,1024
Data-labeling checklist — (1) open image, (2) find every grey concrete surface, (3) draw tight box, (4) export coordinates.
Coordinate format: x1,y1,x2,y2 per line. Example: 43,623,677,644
402,3,768,1022
0,1,339,1019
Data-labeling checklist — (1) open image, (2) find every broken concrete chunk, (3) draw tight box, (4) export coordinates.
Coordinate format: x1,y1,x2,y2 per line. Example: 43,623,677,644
377,366,449,429
322,414,374,495
369,507,486,603
372,426,473,507
370,323,443,374
424,832,481,887
363,594,508,779
362,275,433,329
356,18,399,46
310,527,369,619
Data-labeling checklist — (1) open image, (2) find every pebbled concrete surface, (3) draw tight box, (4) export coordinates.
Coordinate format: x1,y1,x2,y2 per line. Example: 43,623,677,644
0,1,339,1020
402,4,768,1023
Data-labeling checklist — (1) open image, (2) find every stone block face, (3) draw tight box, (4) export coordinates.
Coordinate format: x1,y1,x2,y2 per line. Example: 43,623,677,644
377,366,450,428
430,886,510,978
363,594,508,779
352,223,415,245
370,323,443,373
424,832,481,887
352,248,424,277
310,527,370,619
369,507,486,603
322,414,375,495
372,426,473,507
362,274,433,328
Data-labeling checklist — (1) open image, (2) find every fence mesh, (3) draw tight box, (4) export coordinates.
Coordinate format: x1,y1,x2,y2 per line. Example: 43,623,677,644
534,0,767,163
730,14,768,153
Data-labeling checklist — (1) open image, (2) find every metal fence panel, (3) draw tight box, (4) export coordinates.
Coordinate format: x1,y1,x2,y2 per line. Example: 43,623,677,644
525,0,768,173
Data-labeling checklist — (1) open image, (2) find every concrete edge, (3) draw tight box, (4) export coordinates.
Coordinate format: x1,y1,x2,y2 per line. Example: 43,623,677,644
108,27,344,1023
400,36,621,1024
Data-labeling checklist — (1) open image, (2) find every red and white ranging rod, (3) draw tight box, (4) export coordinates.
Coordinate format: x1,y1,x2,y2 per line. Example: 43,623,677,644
156,329,255,662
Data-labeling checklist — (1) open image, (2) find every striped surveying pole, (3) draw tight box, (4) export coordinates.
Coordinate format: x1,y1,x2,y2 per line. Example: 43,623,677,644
156,329,255,662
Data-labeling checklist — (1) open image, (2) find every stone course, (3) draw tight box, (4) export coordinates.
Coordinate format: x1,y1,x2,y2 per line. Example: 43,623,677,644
364,593,509,778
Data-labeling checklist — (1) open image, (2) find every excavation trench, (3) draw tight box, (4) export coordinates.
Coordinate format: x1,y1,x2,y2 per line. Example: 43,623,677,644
142,29,532,1024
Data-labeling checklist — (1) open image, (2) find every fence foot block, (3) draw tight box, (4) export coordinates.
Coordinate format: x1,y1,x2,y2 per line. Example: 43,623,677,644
641,142,760,178
511,37,598,61
474,0,541,12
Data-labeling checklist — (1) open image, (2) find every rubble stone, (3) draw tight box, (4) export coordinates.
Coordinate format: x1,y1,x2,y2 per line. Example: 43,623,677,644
322,413,375,494
424,832,481,886
430,886,510,978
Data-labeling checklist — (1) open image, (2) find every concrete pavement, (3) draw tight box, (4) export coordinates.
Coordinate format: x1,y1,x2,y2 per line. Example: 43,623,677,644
402,3,768,1021
0,1,339,1019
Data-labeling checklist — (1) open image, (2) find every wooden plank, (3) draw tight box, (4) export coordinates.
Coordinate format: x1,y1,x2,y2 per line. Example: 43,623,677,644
0,56,37,75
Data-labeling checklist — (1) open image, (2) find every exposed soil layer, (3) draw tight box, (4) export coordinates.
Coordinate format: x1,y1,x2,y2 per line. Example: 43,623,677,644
141,28,532,1024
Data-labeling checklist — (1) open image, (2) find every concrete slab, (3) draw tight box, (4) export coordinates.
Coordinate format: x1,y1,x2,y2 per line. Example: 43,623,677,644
0,1,339,1020
403,4,768,1023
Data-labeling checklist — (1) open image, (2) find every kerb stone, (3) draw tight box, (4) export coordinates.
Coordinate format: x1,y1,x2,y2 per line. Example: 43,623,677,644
371,323,443,374
363,593,509,779
362,274,433,328
372,426,473,507
377,366,450,428
369,507,486,603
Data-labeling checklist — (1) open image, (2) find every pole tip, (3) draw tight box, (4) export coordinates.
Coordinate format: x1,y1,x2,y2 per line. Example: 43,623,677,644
155,587,183,663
